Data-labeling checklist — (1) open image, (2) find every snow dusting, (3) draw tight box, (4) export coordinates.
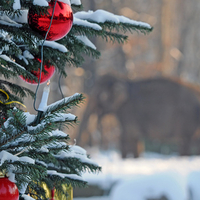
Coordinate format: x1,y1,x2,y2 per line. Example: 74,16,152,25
36,146,49,153
24,112,36,125
3,134,35,148
54,145,99,167
71,145,87,155
43,41,68,52
76,36,96,50
73,17,102,31
48,113,76,122
33,0,48,6
13,0,21,10
0,151,19,166
44,141,67,149
19,182,30,194
75,9,151,29
45,93,81,112
75,10,119,23
19,156,35,164
7,168,16,183
12,10,28,24
71,0,81,5
58,0,71,5
47,170,84,181
18,50,34,65
0,14,22,27
23,50,34,59
51,129,68,137
27,122,44,131
36,159,48,167
0,54,25,70
0,151,34,166
32,0,70,6
18,54,29,65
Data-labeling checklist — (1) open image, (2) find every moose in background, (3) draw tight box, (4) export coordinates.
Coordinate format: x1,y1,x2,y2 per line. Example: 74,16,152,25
77,74,200,158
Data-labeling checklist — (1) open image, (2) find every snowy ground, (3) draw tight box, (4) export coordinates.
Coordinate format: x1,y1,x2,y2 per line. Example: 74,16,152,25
74,197,109,200
74,149,200,200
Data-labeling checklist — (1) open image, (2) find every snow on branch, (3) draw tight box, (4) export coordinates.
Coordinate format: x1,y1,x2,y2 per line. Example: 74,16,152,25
32,0,49,6
47,170,84,182
44,141,67,149
76,36,96,50
46,113,76,122
22,112,36,125
0,14,22,27
51,129,68,137
58,0,71,5
42,41,68,53
44,93,83,113
74,9,152,30
12,10,28,24
73,17,102,31
0,55,25,70
13,0,21,10
55,145,99,167
0,150,35,166
71,0,81,6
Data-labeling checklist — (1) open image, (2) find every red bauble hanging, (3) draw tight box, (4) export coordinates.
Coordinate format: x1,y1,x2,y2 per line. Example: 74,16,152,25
28,1,73,41
20,58,55,84
0,177,19,200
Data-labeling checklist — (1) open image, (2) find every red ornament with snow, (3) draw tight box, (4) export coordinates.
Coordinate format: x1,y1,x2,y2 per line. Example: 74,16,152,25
28,0,73,41
0,177,19,200
20,58,55,84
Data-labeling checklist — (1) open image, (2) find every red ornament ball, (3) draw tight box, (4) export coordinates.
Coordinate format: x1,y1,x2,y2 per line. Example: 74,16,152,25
0,177,19,200
28,1,73,41
20,58,55,84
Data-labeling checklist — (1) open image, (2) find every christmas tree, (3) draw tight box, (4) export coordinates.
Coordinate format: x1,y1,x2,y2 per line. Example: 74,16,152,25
0,0,152,199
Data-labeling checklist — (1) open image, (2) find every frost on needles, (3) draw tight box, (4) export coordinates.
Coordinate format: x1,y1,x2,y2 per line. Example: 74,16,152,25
0,0,152,199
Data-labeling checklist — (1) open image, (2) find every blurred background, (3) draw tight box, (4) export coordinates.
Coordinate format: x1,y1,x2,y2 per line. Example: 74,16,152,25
24,0,200,199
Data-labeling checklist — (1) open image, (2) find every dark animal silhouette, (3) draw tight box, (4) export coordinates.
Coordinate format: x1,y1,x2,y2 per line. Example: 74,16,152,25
77,75,200,158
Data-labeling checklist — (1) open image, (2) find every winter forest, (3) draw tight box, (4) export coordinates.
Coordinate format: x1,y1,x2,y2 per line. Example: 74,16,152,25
0,0,200,200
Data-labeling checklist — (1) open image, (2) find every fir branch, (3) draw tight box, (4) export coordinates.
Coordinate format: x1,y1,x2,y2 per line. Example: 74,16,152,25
71,3,83,11
47,173,87,188
0,37,22,56
0,24,42,47
43,93,84,116
97,21,153,34
56,156,101,175
70,25,128,43
0,80,35,99
0,109,28,148
0,57,37,81
0,129,26,148
63,35,101,60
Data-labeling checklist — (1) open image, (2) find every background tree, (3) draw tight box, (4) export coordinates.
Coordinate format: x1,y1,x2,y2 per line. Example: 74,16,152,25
72,0,200,158
0,0,152,199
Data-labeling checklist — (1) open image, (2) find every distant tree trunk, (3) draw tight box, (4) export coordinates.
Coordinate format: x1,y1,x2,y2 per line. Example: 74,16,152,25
176,0,200,82
161,0,176,75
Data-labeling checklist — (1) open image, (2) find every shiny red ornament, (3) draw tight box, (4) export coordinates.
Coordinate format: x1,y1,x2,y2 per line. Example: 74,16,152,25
0,177,19,200
28,0,73,41
20,58,55,84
